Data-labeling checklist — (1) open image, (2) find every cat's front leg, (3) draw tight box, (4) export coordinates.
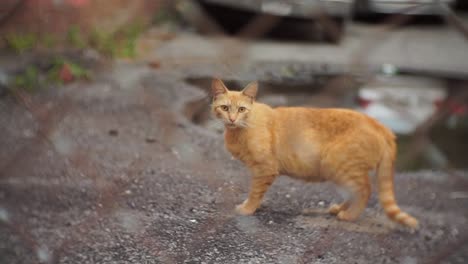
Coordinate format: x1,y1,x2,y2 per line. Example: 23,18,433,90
235,173,277,215
235,200,256,215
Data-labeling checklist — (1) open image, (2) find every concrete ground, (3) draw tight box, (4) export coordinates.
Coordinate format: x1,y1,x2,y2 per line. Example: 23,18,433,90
0,60,467,264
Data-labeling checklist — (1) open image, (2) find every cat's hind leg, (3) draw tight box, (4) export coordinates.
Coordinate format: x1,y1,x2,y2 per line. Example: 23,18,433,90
328,185,353,214
334,175,371,221
321,134,375,222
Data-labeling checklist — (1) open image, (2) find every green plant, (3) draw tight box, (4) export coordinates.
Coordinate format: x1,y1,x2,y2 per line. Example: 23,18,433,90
47,58,90,84
13,66,39,91
89,22,144,58
5,33,37,54
67,25,86,49
7,58,90,95
40,34,57,49
67,62,89,78
89,29,117,57
117,23,143,58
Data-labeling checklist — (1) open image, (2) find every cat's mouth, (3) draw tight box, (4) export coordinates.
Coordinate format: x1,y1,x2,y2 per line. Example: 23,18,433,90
225,123,237,128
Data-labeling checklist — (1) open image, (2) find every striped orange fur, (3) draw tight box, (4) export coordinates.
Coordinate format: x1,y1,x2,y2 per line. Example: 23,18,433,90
211,78,419,229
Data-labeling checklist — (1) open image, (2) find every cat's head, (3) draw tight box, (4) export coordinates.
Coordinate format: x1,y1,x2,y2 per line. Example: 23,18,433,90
210,78,258,129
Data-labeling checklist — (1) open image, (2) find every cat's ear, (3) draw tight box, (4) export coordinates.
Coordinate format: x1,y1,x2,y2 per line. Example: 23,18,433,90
242,81,258,100
212,78,228,99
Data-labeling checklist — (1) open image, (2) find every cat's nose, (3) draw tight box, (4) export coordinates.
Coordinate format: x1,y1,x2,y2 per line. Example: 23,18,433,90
229,117,235,122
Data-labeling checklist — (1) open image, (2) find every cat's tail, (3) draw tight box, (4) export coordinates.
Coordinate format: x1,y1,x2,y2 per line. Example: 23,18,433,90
377,149,419,229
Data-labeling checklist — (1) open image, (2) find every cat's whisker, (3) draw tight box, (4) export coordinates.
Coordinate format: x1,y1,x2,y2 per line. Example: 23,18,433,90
212,119,225,125
238,121,252,128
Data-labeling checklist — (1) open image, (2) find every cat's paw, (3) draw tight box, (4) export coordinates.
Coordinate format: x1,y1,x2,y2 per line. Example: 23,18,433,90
235,203,256,216
328,204,342,215
337,211,358,222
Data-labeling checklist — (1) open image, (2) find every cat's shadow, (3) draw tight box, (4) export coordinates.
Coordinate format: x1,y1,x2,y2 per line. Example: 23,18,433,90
257,206,399,234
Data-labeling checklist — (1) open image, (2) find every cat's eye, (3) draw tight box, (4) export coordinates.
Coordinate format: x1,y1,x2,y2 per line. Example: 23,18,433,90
238,107,246,113
220,105,229,111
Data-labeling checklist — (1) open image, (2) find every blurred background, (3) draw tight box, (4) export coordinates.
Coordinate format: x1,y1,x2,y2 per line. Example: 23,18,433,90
1,0,468,263
1,0,468,170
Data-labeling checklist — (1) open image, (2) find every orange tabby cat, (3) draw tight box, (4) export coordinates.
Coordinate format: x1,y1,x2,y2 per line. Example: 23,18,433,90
211,78,418,229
